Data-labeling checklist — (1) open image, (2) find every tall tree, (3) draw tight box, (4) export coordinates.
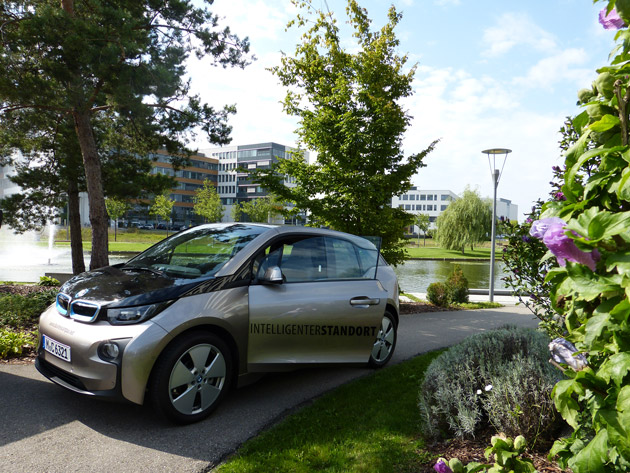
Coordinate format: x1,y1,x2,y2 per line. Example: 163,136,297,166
435,188,491,254
0,110,174,274
193,179,223,223
250,0,437,265
238,197,282,223
0,111,88,274
414,213,431,246
150,193,174,234
105,197,129,242
0,0,250,270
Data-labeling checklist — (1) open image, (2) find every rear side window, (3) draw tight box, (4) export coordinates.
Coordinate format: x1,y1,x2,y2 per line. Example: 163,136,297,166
255,235,378,283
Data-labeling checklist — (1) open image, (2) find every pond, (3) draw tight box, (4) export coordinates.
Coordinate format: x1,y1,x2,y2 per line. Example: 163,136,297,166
393,259,510,294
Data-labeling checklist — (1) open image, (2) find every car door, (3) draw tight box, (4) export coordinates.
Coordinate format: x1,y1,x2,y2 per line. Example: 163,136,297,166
247,235,388,368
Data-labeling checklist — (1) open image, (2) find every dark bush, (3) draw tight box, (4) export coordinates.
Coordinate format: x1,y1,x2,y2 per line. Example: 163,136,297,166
0,290,56,329
427,282,449,307
446,264,469,303
418,326,560,445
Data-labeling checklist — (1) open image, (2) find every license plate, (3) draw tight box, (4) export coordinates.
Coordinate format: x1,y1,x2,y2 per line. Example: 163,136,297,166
43,335,71,363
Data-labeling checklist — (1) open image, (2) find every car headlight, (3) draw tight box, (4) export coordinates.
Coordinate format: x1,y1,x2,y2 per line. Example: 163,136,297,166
106,303,164,325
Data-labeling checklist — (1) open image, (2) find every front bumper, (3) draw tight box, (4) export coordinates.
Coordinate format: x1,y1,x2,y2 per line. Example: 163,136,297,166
37,304,169,405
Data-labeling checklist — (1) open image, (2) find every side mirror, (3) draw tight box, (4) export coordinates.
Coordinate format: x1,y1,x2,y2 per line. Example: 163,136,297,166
260,266,284,284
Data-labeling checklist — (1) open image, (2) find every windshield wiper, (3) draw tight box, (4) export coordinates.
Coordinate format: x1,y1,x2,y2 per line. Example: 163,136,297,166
122,265,164,276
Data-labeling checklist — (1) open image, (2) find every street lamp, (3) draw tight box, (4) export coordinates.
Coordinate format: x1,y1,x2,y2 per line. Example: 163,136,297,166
481,148,512,302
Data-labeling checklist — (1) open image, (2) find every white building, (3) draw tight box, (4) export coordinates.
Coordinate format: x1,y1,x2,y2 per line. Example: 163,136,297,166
392,187,519,234
201,142,308,224
392,188,458,232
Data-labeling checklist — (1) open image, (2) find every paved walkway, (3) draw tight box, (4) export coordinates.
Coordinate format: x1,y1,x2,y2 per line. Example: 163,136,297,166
408,292,529,306
0,305,538,473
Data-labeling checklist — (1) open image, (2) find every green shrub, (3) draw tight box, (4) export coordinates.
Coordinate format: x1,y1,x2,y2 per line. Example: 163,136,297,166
427,282,449,307
446,264,469,304
0,290,56,329
38,276,60,287
418,326,560,444
0,328,37,358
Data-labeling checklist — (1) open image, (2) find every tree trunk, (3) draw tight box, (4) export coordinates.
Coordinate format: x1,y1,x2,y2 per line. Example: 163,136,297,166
67,180,85,274
73,109,109,270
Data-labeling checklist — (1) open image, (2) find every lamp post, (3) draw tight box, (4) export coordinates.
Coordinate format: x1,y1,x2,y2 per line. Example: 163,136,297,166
481,148,512,302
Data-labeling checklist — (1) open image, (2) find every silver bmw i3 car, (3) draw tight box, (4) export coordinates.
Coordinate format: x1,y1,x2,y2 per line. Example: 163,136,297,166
36,223,399,424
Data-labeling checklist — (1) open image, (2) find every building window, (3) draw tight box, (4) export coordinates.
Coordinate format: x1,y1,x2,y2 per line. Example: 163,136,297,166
247,187,256,193
441,194,450,201
247,163,256,169
420,194,426,200
441,205,448,211
427,195,433,201
402,195,408,200
405,204,411,210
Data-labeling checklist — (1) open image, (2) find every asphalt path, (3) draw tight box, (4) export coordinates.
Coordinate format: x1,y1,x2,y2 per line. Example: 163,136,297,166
0,306,539,473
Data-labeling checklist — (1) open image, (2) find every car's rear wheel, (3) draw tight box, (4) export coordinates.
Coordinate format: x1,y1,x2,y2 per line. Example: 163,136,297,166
368,311,397,368
150,332,232,424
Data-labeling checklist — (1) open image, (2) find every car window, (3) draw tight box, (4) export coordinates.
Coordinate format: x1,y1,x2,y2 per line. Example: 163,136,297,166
280,237,327,282
255,235,377,283
325,237,362,279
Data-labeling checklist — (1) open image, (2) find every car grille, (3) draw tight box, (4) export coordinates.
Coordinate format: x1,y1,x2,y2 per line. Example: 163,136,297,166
56,293,101,323
38,357,87,392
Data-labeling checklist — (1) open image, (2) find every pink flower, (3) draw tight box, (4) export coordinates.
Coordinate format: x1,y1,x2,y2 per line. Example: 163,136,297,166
529,217,565,239
530,218,599,271
434,460,453,473
542,223,598,271
599,8,626,30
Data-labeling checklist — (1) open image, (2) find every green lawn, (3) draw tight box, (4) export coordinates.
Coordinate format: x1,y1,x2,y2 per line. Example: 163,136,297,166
216,350,444,473
51,228,498,260
405,245,493,259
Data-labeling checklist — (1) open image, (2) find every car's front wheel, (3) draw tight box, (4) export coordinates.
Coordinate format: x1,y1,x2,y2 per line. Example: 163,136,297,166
150,332,232,424
368,311,397,368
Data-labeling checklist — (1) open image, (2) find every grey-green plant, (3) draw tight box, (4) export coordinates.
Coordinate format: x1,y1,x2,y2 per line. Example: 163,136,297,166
418,326,559,443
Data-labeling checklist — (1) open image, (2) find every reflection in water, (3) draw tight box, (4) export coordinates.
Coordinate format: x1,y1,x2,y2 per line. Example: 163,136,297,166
394,259,509,294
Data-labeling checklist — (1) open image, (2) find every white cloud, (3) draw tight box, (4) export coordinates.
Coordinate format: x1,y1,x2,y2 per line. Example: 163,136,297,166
513,48,594,90
403,65,564,219
482,12,557,57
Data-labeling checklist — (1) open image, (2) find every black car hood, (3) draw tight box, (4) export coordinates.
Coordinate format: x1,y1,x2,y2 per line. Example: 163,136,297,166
59,264,201,308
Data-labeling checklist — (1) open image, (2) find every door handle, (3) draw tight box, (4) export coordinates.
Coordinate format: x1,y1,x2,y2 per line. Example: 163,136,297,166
350,297,380,306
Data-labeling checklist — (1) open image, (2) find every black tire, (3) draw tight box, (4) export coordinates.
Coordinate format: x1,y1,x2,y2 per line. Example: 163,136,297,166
368,311,397,368
149,331,233,424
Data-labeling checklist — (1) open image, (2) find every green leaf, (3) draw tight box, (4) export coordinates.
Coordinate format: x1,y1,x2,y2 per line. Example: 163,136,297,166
573,110,590,135
553,379,582,429
568,429,609,473
598,353,630,386
606,253,630,277
618,167,630,201
584,313,611,348
589,114,621,132
566,264,619,301
617,0,630,25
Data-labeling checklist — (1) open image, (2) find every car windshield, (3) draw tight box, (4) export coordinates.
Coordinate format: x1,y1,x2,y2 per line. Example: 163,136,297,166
123,224,269,279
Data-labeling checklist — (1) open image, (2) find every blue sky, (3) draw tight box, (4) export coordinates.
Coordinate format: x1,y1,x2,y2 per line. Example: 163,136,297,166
188,0,618,220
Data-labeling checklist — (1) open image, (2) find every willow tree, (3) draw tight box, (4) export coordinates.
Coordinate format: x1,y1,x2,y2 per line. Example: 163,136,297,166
435,188,491,254
250,0,437,265
0,0,250,269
